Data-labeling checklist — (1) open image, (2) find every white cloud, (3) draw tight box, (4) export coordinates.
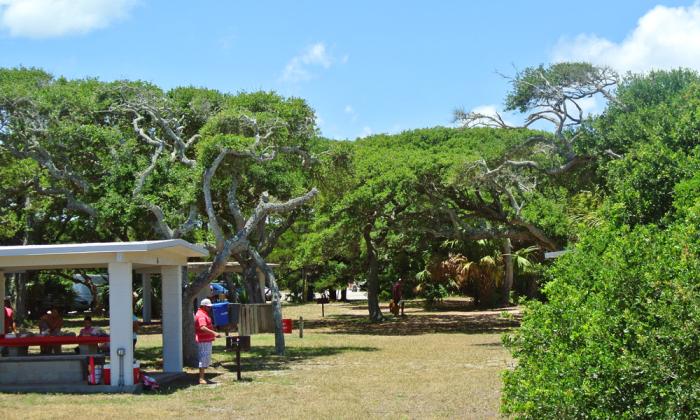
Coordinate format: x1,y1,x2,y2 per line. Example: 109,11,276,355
576,96,602,117
282,42,342,83
315,114,325,128
359,126,373,138
467,104,515,126
472,104,500,117
344,104,358,122
552,4,700,72
0,0,137,38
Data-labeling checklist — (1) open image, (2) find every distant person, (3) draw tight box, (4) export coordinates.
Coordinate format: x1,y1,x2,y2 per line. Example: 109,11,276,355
194,298,220,385
39,305,64,354
132,292,140,351
133,314,140,350
79,316,100,336
392,278,404,316
3,297,15,337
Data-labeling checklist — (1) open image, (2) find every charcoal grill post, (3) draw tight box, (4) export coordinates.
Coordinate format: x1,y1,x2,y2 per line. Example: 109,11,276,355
235,344,241,381
317,296,329,317
226,335,250,381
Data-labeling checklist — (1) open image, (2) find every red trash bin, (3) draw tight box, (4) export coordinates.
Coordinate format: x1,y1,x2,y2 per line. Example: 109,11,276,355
282,318,293,334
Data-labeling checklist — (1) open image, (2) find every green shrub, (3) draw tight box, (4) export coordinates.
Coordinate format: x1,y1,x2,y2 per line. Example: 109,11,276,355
502,221,700,418
421,283,449,309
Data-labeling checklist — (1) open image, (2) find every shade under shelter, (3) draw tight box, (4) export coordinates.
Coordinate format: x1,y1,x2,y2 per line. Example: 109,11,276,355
0,240,208,389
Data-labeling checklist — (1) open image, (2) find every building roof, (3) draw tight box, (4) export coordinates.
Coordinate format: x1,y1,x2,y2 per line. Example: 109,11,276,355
0,240,208,272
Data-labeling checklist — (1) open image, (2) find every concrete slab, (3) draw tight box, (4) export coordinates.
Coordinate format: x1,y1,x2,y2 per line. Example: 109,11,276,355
0,383,141,394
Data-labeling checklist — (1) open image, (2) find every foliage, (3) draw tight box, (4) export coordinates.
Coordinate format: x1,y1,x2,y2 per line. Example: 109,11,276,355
505,62,613,113
421,283,449,309
606,142,696,226
501,68,700,417
502,221,700,418
25,273,76,319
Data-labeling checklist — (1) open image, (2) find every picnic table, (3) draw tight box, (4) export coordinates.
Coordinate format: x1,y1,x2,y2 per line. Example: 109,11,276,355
0,335,109,356
0,336,109,347
0,336,110,386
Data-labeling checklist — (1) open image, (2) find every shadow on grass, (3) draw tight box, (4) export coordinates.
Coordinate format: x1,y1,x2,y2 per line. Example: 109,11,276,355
143,344,378,393
303,312,519,336
345,298,506,313
223,345,378,373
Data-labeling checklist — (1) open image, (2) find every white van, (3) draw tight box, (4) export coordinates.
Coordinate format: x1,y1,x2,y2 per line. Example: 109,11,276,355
71,274,107,311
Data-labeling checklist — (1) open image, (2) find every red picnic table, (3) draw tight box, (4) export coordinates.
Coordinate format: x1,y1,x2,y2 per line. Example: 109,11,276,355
0,335,109,347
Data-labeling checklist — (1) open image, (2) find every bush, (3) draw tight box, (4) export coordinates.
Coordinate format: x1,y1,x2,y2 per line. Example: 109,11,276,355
502,222,700,418
421,283,449,309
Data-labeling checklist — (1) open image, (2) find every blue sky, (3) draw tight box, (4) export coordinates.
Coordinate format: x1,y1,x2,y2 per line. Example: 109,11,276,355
1,0,698,139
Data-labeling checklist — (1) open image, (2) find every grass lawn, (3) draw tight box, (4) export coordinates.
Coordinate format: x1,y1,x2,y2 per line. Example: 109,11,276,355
0,298,519,419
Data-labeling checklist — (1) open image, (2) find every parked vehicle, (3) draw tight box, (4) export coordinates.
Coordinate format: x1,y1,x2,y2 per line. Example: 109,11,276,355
71,274,107,311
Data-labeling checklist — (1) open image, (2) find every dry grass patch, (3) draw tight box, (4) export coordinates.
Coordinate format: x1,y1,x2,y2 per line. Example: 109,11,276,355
0,298,518,419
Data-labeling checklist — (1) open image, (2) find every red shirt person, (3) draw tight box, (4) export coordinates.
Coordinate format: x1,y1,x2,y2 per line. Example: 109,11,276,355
392,279,403,303
3,297,15,337
194,298,219,384
195,303,216,343
391,279,405,316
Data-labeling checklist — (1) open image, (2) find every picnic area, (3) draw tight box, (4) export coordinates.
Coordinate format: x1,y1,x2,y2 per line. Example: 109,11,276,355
0,298,518,419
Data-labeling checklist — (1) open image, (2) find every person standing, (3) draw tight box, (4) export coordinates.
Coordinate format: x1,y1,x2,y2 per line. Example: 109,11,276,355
194,298,220,385
132,292,140,351
0,297,14,356
392,278,404,316
3,297,15,336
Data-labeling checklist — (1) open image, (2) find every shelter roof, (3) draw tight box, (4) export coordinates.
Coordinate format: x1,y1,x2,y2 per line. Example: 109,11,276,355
0,240,208,272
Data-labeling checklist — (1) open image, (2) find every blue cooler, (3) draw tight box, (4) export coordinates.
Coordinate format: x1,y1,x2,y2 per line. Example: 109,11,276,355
211,302,230,326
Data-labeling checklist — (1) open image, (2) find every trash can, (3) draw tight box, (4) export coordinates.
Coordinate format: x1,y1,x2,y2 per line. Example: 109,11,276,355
211,302,230,326
102,362,140,384
87,357,103,385
133,361,141,383
282,318,292,334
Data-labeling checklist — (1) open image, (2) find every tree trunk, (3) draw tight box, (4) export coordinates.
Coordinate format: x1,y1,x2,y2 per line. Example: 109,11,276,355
181,266,202,368
88,280,101,314
16,196,32,323
14,272,28,324
262,266,285,355
223,273,238,302
500,238,513,306
182,288,199,367
302,268,308,303
242,261,263,304
249,250,285,355
340,288,347,302
364,228,383,322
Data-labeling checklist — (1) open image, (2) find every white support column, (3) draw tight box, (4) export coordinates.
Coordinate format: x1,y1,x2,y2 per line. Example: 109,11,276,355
142,273,152,323
108,262,134,386
161,265,183,372
0,272,5,336
257,269,266,302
